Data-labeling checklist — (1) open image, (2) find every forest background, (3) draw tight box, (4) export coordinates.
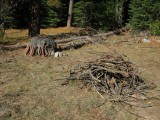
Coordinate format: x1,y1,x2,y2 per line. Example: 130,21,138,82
0,0,160,37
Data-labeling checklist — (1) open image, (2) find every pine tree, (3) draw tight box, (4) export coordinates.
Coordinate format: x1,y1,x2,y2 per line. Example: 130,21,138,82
73,1,93,27
129,0,160,31
40,0,61,28
0,0,16,29
73,0,118,30
28,0,41,36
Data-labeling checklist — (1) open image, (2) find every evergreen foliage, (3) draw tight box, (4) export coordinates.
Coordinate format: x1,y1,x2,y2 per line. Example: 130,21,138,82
40,0,60,28
0,0,159,35
73,1,92,27
150,20,160,36
73,0,117,30
129,0,160,31
0,0,16,29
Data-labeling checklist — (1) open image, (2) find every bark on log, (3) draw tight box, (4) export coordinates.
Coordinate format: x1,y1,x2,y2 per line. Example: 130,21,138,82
3,28,126,51
55,36,92,44
55,28,126,44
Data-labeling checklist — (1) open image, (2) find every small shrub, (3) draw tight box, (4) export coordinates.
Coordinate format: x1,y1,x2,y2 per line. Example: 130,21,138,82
150,21,160,36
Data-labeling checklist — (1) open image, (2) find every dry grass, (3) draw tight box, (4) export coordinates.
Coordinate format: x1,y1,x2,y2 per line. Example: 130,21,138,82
5,27,80,39
2,27,80,45
0,30,160,120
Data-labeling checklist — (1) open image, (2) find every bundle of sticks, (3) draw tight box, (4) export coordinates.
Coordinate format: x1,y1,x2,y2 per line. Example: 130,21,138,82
69,53,145,95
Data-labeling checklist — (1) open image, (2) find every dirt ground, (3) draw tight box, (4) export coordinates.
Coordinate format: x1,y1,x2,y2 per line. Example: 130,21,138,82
0,31,160,120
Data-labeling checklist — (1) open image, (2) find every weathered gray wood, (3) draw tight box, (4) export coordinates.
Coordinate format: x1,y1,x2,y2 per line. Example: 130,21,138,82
55,36,92,44
2,28,126,51
55,28,126,44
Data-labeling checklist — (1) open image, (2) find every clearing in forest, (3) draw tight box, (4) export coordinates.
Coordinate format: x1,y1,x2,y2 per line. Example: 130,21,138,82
0,28,160,120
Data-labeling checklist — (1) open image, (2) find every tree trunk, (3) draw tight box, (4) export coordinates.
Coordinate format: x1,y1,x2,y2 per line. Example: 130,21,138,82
67,0,74,27
0,0,5,40
115,0,125,28
28,0,40,37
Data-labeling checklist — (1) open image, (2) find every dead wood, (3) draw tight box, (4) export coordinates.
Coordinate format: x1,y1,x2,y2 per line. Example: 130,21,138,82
55,28,126,44
67,53,147,96
2,28,126,52
54,28,126,50
55,36,92,44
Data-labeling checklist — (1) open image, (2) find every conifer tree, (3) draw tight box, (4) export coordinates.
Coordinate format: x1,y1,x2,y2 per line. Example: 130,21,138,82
28,0,41,37
129,0,160,31
41,0,61,28
73,0,118,30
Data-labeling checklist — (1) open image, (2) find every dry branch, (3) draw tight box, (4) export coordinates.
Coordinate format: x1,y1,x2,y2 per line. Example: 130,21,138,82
2,28,126,52
55,28,126,50
67,53,146,96
55,36,92,44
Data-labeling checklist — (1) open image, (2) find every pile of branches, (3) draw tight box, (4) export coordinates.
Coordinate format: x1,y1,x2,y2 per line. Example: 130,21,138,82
69,53,145,95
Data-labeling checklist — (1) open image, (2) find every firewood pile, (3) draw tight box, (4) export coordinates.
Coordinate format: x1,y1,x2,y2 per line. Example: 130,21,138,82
68,53,146,95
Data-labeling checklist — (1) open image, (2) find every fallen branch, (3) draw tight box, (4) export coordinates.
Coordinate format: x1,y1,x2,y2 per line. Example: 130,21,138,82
55,36,92,44
67,53,146,95
2,28,126,52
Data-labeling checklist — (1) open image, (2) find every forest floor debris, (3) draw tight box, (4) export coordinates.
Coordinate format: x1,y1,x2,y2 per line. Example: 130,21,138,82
66,52,157,102
0,29,160,120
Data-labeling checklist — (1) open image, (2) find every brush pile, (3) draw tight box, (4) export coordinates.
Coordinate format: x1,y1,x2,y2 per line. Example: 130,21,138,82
69,53,145,95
